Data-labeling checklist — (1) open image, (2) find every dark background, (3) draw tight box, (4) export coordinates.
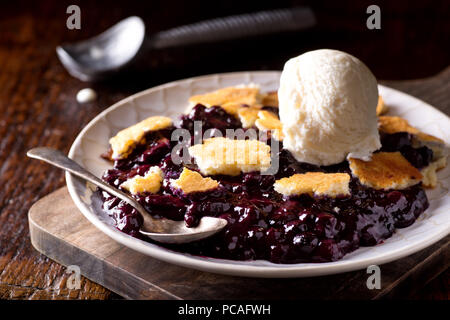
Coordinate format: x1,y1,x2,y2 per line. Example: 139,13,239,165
1,0,449,90
0,0,448,299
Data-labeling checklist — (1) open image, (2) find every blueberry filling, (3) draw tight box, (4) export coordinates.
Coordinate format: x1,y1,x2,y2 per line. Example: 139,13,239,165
380,132,433,169
99,105,430,263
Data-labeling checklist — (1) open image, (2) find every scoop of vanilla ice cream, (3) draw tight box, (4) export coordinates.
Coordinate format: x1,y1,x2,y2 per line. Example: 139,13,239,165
278,49,381,166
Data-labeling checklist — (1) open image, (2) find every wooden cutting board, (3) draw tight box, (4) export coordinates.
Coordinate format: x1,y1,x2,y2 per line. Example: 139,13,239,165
28,187,449,300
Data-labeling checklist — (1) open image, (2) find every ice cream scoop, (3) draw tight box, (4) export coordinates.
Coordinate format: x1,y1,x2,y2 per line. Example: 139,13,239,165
278,49,381,166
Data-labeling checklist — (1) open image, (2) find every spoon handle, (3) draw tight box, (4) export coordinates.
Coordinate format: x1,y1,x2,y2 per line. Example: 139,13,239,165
148,7,316,50
26,147,149,217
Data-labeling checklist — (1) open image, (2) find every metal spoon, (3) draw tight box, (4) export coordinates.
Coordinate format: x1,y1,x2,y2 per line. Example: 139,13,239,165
56,7,316,81
27,147,227,244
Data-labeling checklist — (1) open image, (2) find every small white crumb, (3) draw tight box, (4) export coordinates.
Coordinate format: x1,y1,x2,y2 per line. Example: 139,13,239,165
76,88,97,103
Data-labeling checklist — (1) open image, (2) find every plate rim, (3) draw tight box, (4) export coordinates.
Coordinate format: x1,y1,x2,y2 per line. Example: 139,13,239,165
66,70,450,278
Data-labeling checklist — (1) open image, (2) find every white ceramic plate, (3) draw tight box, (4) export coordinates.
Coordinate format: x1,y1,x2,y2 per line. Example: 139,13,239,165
66,71,450,278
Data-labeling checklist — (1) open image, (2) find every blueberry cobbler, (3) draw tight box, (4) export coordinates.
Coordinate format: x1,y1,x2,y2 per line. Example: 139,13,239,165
99,51,447,264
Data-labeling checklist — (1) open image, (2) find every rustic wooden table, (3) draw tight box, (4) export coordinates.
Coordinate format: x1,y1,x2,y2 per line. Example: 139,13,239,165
0,1,448,299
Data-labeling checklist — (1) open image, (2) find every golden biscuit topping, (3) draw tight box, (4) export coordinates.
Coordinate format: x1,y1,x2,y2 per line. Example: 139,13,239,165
187,85,280,126
261,91,279,107
255,110,284,141
109,116,172,159
188,137,271,176
349,152,422,190
378,116,443,143
274,172,350,198
120,166,164,195
219,103,243,117
376,96,388,116
237,107,261,128
171,168,219,194
189,85,261,109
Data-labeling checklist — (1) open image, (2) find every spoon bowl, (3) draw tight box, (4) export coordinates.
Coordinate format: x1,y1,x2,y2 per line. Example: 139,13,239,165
57,16,145,81
27,147,227,244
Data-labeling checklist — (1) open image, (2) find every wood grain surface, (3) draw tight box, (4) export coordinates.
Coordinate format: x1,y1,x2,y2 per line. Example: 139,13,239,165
0,1,448,299
28,187,450,300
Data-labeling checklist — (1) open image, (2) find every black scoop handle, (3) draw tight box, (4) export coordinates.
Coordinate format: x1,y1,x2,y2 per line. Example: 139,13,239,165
148,7,316,49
